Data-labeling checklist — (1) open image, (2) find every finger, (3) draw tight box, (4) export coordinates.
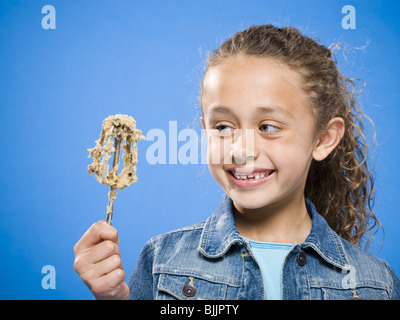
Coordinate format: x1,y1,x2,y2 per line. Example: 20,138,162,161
74,240,120,275
97,253,123,278
83,253,123,281
91,268,126,297
88,240,121,264
75,221,119,253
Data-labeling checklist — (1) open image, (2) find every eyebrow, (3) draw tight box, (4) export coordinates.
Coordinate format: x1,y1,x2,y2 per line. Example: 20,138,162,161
207,105,294,119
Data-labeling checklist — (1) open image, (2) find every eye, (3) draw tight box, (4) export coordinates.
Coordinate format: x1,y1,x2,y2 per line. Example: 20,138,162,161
215,124,234,134
216,125,230,131
260,124,279,134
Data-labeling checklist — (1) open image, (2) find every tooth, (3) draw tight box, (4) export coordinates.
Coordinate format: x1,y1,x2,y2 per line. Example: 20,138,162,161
248,175,254,178
260,174,265,178
240,176,247,180
255,175,260,179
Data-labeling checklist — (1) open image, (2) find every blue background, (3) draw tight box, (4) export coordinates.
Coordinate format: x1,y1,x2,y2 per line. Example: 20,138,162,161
0,0,399,299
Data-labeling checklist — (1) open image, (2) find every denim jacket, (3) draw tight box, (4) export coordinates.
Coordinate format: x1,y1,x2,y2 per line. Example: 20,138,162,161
128,197,400,300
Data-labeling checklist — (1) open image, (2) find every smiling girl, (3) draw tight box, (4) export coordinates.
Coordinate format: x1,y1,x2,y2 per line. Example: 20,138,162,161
74,24,400,300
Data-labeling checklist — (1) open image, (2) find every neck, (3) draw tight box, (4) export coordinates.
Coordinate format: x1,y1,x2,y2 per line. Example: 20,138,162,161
233,193,312,244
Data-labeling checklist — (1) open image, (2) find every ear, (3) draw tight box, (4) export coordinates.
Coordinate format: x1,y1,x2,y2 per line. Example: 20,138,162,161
312,117,345,161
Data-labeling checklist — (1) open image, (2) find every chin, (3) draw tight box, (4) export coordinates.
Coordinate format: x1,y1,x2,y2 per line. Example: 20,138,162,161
227,190,272,210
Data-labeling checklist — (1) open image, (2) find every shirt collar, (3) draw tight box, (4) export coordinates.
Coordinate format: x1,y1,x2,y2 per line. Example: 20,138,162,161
198,197,349,270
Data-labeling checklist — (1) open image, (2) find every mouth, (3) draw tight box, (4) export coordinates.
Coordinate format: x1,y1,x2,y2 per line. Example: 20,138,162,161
227,168,276,188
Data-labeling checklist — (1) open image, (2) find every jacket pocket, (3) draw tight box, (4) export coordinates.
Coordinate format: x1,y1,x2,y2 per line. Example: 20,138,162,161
320,286,390,300
156,273,228,300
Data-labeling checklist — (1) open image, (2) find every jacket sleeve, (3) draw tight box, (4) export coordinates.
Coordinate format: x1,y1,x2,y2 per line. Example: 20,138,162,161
384,261,400,300
127,239,155,300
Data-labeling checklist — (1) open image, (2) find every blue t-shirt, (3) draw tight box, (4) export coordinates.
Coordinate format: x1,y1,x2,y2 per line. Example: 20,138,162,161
246,238,292,300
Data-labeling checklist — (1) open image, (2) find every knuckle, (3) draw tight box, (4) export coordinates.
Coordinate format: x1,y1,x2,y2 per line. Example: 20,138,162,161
73,256,84,273
111,254,122,267
90,279,105,294
90,222,102,235
114,268,125,282
103,240,116,254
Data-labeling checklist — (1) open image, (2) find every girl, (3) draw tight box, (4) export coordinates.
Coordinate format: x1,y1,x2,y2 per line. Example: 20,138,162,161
73,24,400,300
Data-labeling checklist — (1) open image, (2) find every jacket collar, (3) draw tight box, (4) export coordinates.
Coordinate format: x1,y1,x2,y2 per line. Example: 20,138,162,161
302,199,349,270
199,197,243,258
199,197,350,270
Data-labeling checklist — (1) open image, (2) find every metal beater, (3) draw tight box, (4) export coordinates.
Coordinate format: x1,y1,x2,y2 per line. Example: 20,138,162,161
87,114,145,225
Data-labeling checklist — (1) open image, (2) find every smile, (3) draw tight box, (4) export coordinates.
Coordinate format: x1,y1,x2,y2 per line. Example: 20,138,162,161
227,168,275,188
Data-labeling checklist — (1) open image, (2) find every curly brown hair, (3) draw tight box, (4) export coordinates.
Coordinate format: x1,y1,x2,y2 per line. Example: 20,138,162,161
200,24,380,246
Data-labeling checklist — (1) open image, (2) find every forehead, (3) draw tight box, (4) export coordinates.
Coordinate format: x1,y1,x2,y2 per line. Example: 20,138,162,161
201,56,311,119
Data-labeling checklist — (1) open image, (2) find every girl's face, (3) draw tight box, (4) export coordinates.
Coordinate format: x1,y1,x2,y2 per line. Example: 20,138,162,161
201,56,319,212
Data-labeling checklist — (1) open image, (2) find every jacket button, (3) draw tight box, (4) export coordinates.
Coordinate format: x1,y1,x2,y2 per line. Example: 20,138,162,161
182,284,197,297
297,250,307,266
182,277,197,297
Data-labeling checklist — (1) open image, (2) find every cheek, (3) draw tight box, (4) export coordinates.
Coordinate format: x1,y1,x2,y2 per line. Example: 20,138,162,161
207,136,232,165
206,136,233,192
269,137,314,176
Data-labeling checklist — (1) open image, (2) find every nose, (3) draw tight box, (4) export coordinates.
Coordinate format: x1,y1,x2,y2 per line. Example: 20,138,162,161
230,129,256,165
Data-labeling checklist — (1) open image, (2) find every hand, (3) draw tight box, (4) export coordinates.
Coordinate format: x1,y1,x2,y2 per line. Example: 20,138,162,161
73,221,129,300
